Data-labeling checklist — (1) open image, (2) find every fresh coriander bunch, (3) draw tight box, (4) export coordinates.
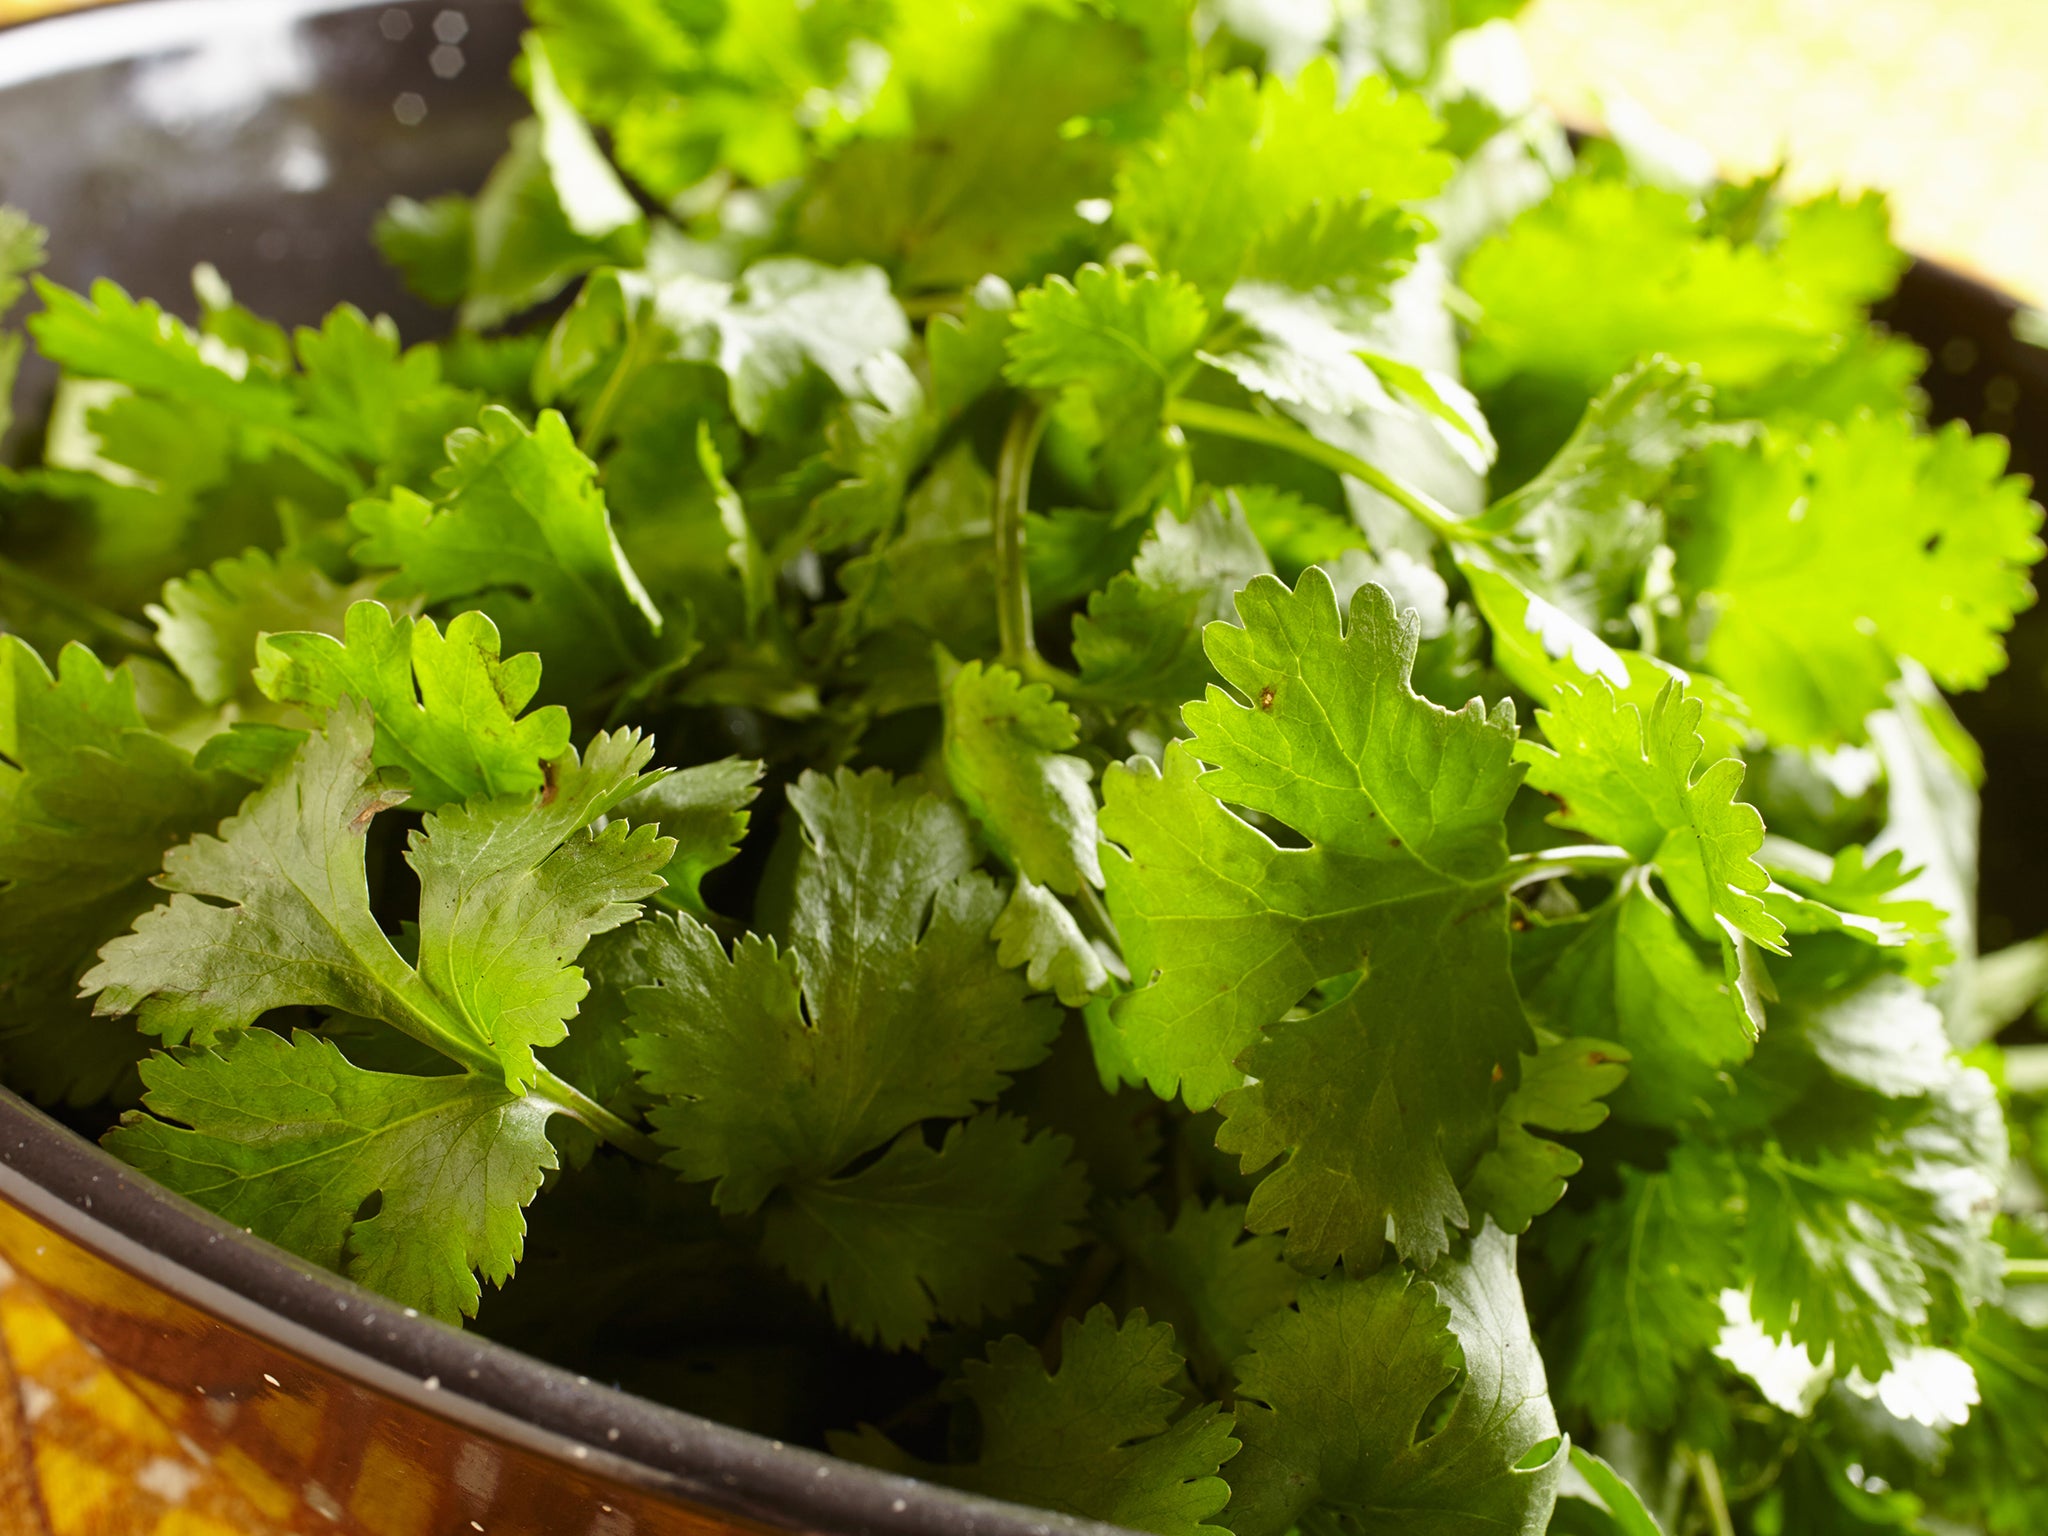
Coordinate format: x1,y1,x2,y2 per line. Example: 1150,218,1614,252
1,2,2045,1532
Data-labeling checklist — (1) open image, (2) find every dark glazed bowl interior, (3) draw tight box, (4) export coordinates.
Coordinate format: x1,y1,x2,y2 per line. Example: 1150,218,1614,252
0,4,1110,1532
2,0,2047,1530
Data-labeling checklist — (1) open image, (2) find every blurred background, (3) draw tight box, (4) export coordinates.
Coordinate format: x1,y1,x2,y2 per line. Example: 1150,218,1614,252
3,0,2043,304
1517,0,2048,306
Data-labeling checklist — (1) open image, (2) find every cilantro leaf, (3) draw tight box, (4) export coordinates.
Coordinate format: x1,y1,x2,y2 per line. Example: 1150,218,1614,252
1107,1198,1300,1388
837,1305,1236,1536
1102,572,1529,1267
1227,1225,1565,1536
1513,886,1755,1126
374,194,473,309
83,702,672,1090
629,770,1060,1207
992,875,1111,1008
551,259,911,440
0,637,243,1104
928,275,1017,420
1233,483,1371,580
1473,357,1715,618
1461,178,1901,400
1787,973,1953,1100
1006,265,1209,451
627,770,1076,1344
531,0,890,197
804,354,936,552
105,1029,557,1323
1549,1143,1741,1430
1681,415,2042,745
288,304,480,486
1946,1272,2048,1536
255,600,571,812
454,37,646,329
1116,61,1452,297
761,1111,1089,1350
793,2,1175,290
1073,497,1273,711
1462,1028,1629,1234
942,656,1101,896
27,280,467,501
0,207,48,439
610,757,763,920
149,549,377,710
1764,843,1953,986
1520,677,1787,1011
350,406,665,700
1744,1056,2005,1377
28,277,300,434
821,443,1001,691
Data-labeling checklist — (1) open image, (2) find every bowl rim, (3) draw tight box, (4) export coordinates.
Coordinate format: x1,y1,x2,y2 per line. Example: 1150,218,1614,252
0,1088,1101,1536
0,4,1123,1532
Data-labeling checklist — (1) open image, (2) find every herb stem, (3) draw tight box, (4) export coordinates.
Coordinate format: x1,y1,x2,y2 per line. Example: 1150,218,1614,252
1506,844,1637,887
901,292,967,321
1690,1449,1737,1536
994,400,1049,673
1075,883,1121,953
2008,1257,2048,1281
1163,398,1486,547
0,554,161,654
576,325,646,456
535,1066,664,1165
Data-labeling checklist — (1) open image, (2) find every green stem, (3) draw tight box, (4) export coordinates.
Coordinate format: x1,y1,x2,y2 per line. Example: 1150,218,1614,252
901,292,967,322
576,326,647,456
535,1066,664,1165
0,554,160,653
2008,1257,2048,1282
1507,844,1637,888
2001,1044,2048,1095
1690,1449,1737,1536
995,400,1049,672
1164,398,1486,547
1970,1328,2048,1392
1075,883,1121,953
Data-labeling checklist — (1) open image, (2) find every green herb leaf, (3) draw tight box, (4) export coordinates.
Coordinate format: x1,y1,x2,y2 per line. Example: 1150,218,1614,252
1227,1226,1565,1536
837,1304,1237,1535
942,656,1100,896
152,549,377,710
761,1111,1089,1350
629,769,1061,1206
106,1029,557,1322
84,703,672,1090
1102,572,1530,1267
350,406,664,700
1463,1029,1629,1234
254,601,571,812
1682,415,2042,745
0,637,243,1104
1073,497,1273,711
1107,1198,1300,1388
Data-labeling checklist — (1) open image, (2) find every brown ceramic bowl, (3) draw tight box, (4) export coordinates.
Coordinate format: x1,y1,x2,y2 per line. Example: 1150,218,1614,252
3,2,2047,1532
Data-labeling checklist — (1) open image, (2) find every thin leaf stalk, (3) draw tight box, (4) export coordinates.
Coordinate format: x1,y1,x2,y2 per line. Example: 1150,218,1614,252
1689,1448,1737,1536
535,1065,664,1164
1163,397,1486,548
994,399,1049,673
